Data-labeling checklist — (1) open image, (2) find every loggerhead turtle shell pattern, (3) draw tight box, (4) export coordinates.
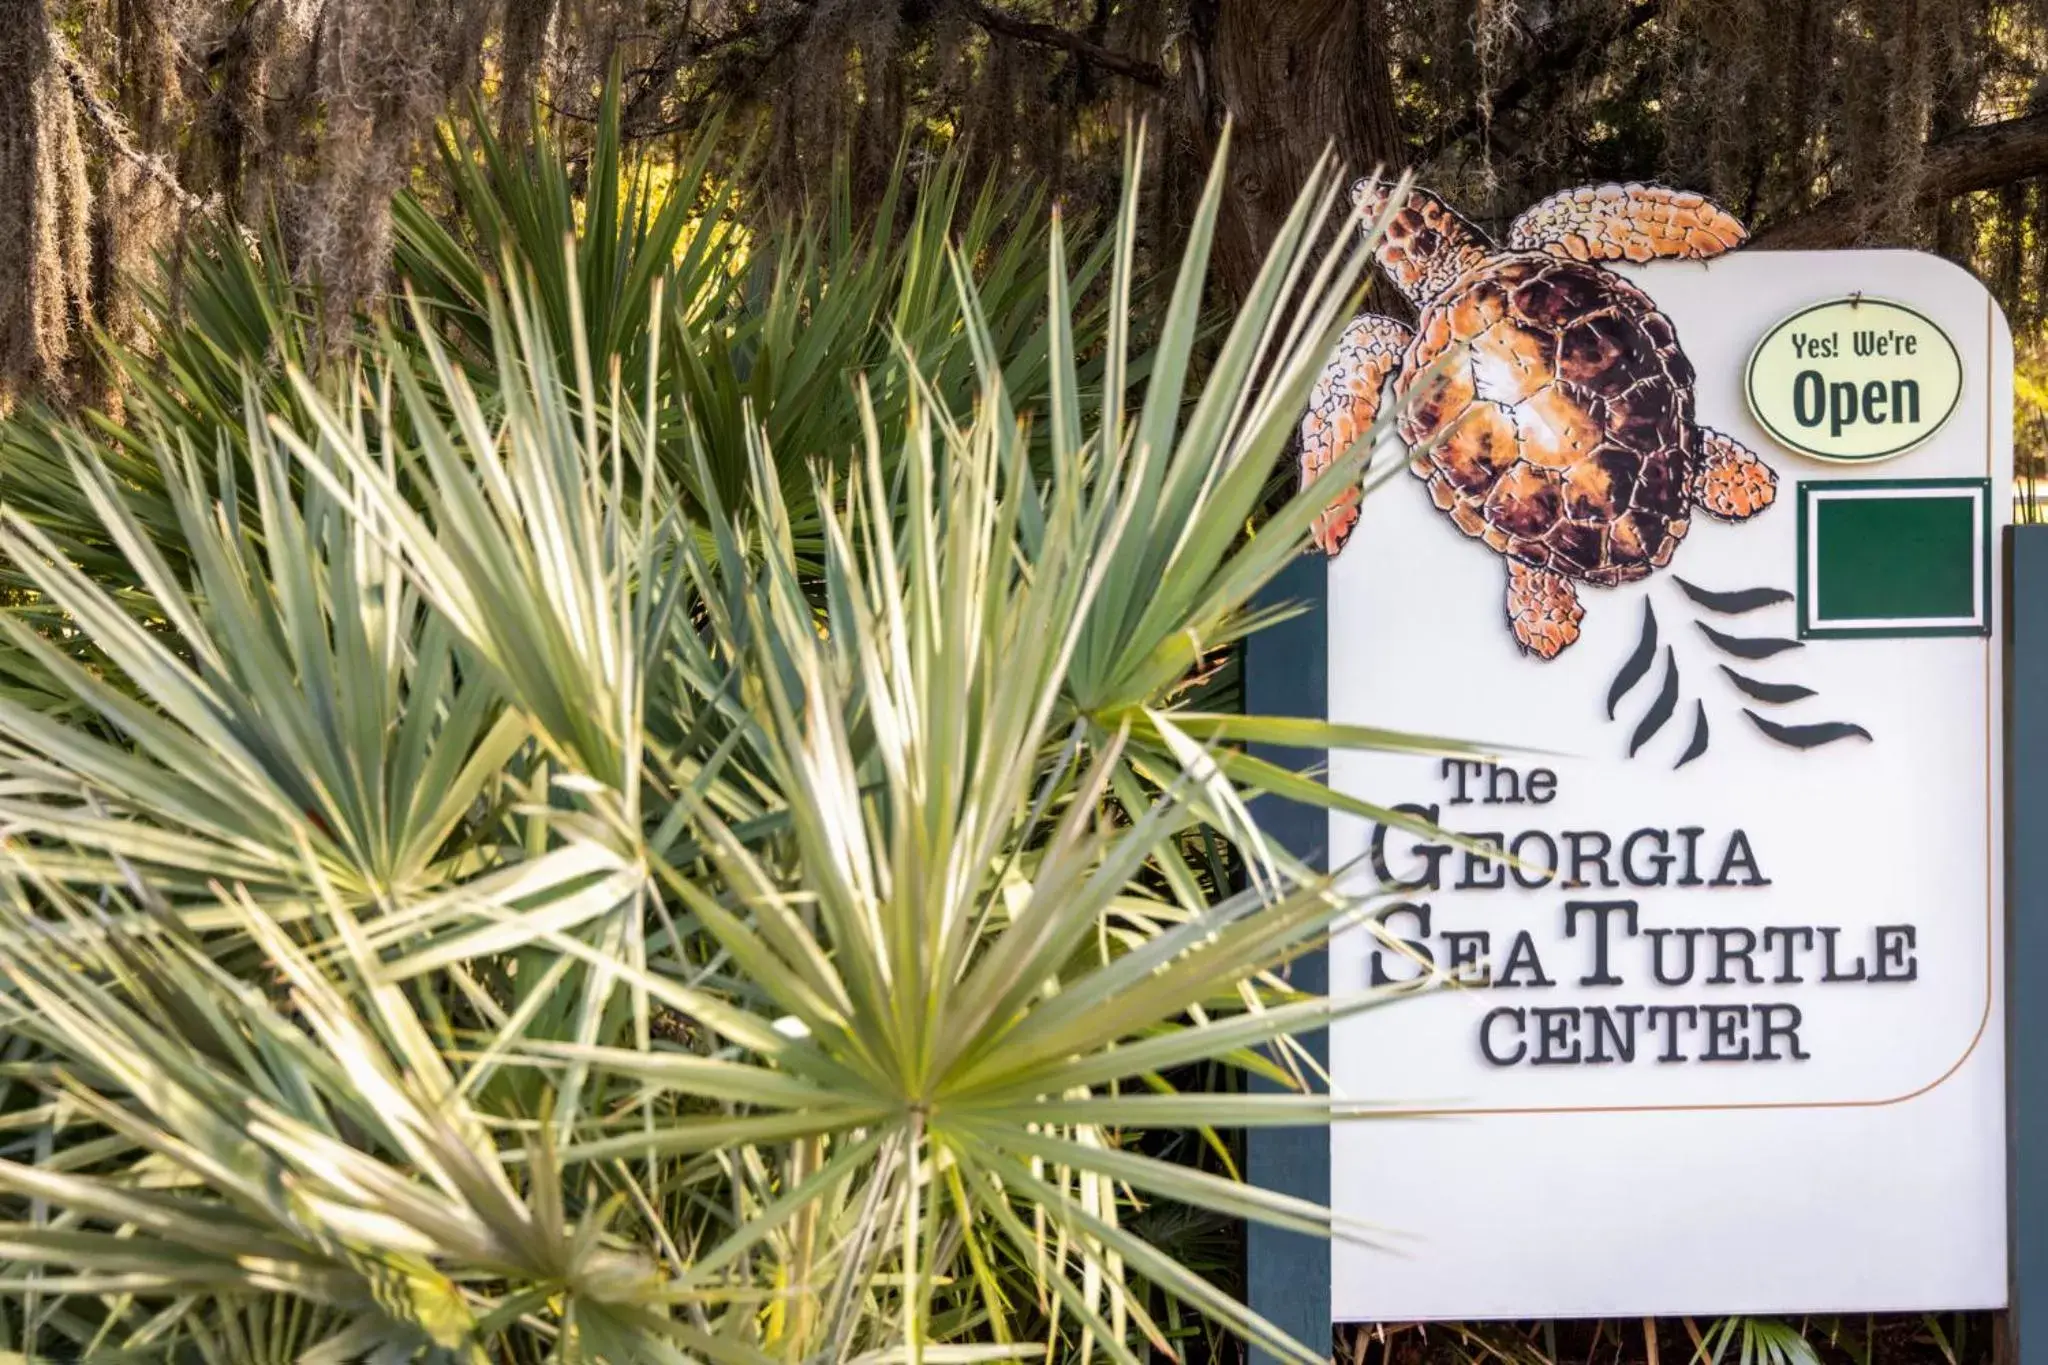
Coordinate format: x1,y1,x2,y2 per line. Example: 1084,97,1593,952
1398,253,1697,588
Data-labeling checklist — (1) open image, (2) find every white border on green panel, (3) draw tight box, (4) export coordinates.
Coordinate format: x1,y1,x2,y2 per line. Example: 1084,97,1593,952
1796,478,1991,638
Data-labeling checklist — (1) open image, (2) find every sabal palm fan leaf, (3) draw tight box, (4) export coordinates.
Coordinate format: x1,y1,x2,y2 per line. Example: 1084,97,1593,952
0,83,1119,600
0,879,719,1364
0,401,518,911
396,84,1121,573
487,393,1402,1364
279,284,732,1137
1004,129,1494,901
0,210,401,649
0,218,318,593
657,149,1117,564
1699,1317,1826,1365
391,81,738,413
0,130,1458,1363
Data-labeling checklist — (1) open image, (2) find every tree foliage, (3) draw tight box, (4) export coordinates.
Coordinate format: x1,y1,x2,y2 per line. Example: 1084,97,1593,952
11,0,2048,412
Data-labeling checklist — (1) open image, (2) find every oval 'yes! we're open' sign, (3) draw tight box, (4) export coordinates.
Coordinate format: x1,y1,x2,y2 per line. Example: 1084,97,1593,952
1745,296,1964,462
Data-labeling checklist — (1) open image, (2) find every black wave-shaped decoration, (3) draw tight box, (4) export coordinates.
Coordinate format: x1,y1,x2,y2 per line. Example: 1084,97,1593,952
1607,599,1658,720
1718,665,1817,704
1744,711,1874,749
1675,701,1709,768
1671,578,1795,614
1629,647,1679,757
1696,621,1803,660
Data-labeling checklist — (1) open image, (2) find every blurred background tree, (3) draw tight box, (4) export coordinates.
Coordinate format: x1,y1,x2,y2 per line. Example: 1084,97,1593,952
11,0,2048,412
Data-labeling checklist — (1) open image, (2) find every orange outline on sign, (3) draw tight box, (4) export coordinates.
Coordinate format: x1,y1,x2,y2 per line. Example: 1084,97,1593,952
1364,293,2000,1119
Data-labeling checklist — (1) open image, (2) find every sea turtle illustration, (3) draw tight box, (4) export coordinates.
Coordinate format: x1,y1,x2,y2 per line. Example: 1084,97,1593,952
1302,180,1778,660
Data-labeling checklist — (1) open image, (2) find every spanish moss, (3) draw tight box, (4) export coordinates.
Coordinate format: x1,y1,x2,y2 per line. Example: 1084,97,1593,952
10,1,2048,400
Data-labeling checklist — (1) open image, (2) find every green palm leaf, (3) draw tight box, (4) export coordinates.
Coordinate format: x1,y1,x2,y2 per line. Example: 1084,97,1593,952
0,118,1451,1363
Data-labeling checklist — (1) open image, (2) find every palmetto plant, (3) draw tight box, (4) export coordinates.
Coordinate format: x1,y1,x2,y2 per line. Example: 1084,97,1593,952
0,127,1465,1363
0,86,1123,590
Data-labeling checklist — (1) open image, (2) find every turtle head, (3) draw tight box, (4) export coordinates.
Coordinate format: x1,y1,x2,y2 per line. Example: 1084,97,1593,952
1351,175,1494,309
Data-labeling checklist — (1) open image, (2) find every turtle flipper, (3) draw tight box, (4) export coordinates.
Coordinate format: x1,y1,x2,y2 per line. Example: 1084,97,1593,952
1302,314,1413,555
1506,560,1584,660
1509,183,1747,263
1690,427,1778,522
1351,178,1494,308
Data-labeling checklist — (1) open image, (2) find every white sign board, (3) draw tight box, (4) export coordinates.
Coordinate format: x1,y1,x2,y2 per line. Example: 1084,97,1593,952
1326,248,2011,1320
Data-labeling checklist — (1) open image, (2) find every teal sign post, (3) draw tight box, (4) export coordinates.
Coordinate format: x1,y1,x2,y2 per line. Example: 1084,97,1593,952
2007,526,2048,1365
1243,550,1330,1361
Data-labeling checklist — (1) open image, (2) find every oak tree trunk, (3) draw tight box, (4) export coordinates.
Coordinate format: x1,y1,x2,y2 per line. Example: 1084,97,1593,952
1177,0,1403,300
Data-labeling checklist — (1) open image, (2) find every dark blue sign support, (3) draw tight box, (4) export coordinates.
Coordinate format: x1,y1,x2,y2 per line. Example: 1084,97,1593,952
1245,551,1331,1364
2009,525,2048,1361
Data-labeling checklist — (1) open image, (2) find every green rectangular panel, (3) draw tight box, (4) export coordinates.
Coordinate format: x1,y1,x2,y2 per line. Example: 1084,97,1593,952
1816,496,1975,619
1796,478,1990,638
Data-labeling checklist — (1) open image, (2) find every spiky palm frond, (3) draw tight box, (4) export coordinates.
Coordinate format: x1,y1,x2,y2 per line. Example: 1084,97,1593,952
0,128,1450,1364
0,84,1125,600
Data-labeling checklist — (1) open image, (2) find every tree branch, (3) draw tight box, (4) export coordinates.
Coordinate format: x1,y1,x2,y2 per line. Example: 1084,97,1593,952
1421,0,1662,165
1754,109,2048,248
547,5,817,141
951,0,1165,88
